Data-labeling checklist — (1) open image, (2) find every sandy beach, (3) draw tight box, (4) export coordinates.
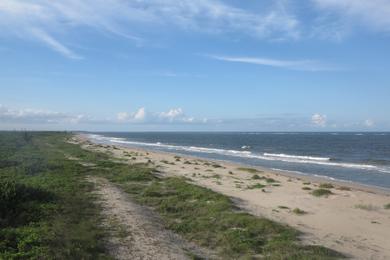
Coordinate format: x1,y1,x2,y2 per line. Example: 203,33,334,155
77,134,390,260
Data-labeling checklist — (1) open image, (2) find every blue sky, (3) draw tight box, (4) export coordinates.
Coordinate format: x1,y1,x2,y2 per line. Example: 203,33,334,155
0,0,390,131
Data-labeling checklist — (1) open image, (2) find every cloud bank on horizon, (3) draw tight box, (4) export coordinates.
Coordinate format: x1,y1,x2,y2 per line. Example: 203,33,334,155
0,104,380,132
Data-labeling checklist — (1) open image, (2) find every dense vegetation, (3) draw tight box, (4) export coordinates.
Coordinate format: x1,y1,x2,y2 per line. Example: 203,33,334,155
0,132,343,259
0,132,109,259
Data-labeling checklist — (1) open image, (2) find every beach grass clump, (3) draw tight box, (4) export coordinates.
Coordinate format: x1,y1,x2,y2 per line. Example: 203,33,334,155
278,206,290,209
292,208,307,215
237,167,261,174
319,183,334,189
311,188,333,197
302,186,312,190
161,160,175,165
355,204,377,211
251,174,261,180
303,182,311,185
265,177,277,183
247,183,266,190
384,203,390,210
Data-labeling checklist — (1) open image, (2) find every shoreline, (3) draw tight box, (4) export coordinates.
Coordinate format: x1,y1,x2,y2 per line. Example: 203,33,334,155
77,134,390,259
81,133,390,196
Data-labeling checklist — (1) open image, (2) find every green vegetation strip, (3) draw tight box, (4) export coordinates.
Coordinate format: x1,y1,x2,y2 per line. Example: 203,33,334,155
1,132,344,259
0,132,109,259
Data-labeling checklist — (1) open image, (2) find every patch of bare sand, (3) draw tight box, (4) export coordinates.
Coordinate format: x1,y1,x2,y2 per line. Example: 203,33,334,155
87,176,213,260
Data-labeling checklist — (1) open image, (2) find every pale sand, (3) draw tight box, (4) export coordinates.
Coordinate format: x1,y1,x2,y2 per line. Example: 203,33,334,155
87,176,213,260
75,135,390,260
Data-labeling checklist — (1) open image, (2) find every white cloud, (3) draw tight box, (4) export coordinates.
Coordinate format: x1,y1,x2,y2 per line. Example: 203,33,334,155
0,104,85,124
117,108,147,122
159,108,183,121
0,0,300,58
311,113,327,127
208,55,336,71
364,119,375,127
313,0,390,34
117,107,205,124
134,107,147,121
1,104,204,126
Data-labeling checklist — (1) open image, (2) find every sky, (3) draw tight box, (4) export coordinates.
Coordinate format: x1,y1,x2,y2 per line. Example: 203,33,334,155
0,0,390,131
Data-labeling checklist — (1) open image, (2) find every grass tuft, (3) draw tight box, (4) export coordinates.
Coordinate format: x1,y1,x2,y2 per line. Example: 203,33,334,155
319,183,334,189
237,167,261,174
311,189,333,197
292,208,307,215
355,204,377,211
247,183,266,190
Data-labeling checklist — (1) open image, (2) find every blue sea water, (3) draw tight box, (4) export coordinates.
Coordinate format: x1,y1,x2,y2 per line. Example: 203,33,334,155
87,132,390,189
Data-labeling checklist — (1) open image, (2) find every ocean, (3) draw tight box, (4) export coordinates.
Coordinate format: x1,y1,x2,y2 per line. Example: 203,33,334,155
87,132,390,189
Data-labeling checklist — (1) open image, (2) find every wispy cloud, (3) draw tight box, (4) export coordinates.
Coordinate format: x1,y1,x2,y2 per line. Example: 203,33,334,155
208,55,337,71
0,0,300,58
312,0,390,37
30,28,83,60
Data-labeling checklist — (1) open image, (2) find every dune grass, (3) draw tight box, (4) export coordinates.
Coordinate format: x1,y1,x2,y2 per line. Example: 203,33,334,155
355,204,377,211
385,203,390,210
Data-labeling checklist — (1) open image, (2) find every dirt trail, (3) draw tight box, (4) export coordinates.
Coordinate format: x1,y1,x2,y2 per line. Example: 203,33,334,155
87,176,211,260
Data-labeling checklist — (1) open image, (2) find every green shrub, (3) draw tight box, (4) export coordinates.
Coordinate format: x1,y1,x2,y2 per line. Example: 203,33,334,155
0,180,54,227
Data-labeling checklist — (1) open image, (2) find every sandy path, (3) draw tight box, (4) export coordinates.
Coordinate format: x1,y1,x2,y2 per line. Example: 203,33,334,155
76,135,390,259
87,176,211,260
